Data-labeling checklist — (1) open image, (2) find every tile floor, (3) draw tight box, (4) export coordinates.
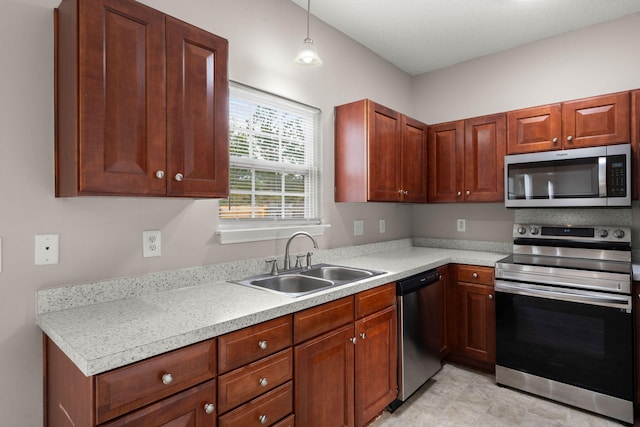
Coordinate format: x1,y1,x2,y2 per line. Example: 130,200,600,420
371,363,636,427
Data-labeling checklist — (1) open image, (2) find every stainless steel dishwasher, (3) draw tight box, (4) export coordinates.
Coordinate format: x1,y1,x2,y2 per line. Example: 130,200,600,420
387,268,442,411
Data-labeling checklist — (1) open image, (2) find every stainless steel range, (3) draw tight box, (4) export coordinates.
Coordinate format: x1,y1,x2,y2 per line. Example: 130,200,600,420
495,223,633,425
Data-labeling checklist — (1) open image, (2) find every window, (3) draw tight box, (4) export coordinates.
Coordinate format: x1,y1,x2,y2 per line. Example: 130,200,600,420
219,82,322,229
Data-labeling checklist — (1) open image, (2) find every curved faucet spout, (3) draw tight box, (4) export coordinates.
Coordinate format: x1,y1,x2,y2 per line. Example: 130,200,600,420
284,231,319,270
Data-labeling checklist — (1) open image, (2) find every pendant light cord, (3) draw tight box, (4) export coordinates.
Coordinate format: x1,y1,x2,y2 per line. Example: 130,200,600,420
306,0,311,39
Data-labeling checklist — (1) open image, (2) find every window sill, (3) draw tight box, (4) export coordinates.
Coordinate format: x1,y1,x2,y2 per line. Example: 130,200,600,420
216,224,331,244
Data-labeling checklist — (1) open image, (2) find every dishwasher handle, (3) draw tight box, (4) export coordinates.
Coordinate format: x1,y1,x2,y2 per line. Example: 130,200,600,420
397,269,441,296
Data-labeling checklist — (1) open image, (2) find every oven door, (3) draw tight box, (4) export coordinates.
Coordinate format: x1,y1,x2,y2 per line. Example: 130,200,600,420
495,280,633,401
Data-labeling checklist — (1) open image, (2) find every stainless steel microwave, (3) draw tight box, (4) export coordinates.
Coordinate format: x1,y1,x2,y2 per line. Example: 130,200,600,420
504,143,630,208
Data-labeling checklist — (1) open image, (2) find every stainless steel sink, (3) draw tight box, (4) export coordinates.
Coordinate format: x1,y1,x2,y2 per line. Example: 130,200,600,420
300,265,374,281
248,274,335,297
231,263,385,297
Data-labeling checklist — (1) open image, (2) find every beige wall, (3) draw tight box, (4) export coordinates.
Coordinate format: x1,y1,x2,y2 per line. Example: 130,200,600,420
2,1,640,424
411,12,640,243
0,1,413,425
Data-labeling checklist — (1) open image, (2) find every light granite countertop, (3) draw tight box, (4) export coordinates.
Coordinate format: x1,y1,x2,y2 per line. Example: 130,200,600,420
37,245,507,377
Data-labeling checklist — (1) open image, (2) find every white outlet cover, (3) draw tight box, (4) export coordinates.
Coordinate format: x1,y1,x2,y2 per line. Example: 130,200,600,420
143,230,162,258
35,234,60,265
379,219,386,234
354,220,364,236
457,219,466,232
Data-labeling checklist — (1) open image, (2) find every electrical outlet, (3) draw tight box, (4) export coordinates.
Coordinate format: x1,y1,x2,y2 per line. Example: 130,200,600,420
457,219,466,232
0,237,3,272
35,234,60,265
143,230,162,258
379,219,386,234
354,220,364,236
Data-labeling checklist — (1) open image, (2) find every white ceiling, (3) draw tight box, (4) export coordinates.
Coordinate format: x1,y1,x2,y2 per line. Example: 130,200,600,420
290,0,640,76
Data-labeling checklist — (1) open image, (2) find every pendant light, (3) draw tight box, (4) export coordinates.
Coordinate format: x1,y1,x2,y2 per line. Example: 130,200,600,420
294,0,323,67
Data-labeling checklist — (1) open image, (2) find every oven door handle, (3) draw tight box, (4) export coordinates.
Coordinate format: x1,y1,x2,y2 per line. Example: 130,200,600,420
495,280,632,311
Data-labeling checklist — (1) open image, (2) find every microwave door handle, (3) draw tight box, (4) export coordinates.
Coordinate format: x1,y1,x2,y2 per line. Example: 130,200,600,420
598,156,607,197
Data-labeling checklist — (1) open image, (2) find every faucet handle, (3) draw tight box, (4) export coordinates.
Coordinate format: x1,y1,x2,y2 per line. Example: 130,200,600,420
306,252,313,268
295,254,305,269
266,259,279,276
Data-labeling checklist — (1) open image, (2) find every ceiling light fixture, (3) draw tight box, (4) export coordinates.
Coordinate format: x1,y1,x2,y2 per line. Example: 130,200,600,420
294,0,323,67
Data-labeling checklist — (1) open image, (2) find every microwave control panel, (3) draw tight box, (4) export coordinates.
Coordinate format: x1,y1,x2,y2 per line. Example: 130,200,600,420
607,154,627,197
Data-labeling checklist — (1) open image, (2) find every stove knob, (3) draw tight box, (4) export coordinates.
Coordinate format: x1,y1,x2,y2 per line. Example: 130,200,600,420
517,226,527,235
613,229,625,239
530,226,539,235
598,229,609,238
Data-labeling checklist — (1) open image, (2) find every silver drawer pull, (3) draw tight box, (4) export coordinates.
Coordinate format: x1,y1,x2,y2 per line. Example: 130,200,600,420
472,272,478,279
360,332,366,340
204,403,215,415
258,340,268,350
259,414,268,424
161,373,173,385
259,377,268,387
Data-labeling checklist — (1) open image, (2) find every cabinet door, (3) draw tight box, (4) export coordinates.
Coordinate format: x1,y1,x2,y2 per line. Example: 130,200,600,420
166,17,229,198
427,121,464,202
367,102,402,201
71,0,166,195
355,306,397,427
506,104,562,154
102,379,217,427
634,281,640,406
561,92,630,149
400,116,427,203
631,90,640,200
458,282,495,364
294,324,355,427
464,114,506,202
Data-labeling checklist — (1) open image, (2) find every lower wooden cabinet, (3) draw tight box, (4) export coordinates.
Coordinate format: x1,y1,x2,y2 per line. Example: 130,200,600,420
102,379,217,427
294,283,397,427
446,264,496,372
634,281,640,408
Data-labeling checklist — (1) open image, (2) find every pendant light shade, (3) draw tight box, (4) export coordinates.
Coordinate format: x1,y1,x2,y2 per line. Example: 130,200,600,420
294,0,323,67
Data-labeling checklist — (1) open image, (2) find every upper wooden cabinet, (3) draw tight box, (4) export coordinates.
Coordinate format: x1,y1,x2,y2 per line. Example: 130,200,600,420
335,99,427,203
55,0,229,197
428,114,505,203
632,90,640,200
507,92,630,154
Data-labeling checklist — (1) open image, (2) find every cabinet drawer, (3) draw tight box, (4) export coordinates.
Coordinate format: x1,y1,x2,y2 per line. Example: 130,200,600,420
218,381,293,427
356,282,396,318
218,348,293,413
101,379,217,427
218,316,292,373
294,296,354,344
96,339,216,424
272,414,294,427
457,265,494,286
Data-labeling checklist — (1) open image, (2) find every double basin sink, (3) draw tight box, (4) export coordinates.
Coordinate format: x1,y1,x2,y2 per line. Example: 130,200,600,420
231,263,386,297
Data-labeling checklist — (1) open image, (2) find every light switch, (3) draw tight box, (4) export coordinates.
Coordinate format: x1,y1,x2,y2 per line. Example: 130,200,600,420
354,220,364,236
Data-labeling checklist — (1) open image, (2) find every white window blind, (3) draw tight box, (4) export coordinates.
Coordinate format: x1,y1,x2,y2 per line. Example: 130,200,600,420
219,82,321,223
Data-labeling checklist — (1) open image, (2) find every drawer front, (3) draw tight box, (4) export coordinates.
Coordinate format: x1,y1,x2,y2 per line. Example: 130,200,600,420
218,381,293,427
272,414,294,427
457,264,494,286
294,296,354,344
355,282,396,318
101,379,217,427
96,339,216,424
218,315,292,373
218,348,293,414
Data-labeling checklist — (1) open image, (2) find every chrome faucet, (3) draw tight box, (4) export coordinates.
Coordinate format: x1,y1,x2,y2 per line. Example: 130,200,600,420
284,231,319,270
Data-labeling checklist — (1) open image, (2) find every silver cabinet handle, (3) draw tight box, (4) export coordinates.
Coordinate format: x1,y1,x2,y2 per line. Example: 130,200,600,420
466,190,471,196
161,373,173,385
350,337,357,344
204,403,215,415
174,173,184,182
398,189,404,194
259,415,268,424
472,272,478,279
567,135,573,142
259,377,268,387
360,332,366,340
258,340,268,350
457,191,461,196
552,137,558,144
155,170,165,179
404,190,409,195
488,294,493,300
